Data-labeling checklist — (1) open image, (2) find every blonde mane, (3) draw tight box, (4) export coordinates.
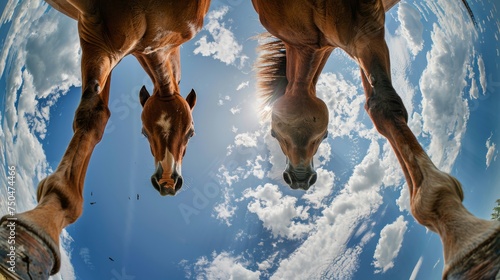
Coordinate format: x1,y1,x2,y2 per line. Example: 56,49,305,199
254,33,288,120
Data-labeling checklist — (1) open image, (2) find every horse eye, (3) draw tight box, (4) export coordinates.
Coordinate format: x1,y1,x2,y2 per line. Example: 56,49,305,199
188,129,195,139
141,128,149,139
323,131,328,140
271,129,276,138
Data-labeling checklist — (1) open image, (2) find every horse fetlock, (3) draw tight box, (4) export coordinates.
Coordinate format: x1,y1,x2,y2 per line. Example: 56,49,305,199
411,170,464,231
36,175,83,224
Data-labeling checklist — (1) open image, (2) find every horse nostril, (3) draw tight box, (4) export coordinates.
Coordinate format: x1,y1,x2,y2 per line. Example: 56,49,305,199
175,176,183,192
283,171,292,186
151,175,161,193
309,172,317,186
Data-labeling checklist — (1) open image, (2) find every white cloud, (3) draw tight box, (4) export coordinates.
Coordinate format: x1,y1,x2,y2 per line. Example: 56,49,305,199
396,183,411,212
469,77,479,99
257,251,278,272
243,184,311,240
408,112,423,137
313,141,332,168
194,251,260,280
236,81,249,91
234,131,260,147
245,155,266,180
380,141,404,188
477,55,487,94
316,72,367,139
385,23,416,116
486,133,497,168
50,229,75,280
347,140,384,193
409,256,424,280
193,6,248,68
420,0,476,172
302,167,335,209
218,165,240,186
213,189,237,226
270,142,385,279
397,3,424,56
372,215,408,273
79,247,94,269
230,106,241,114
0,1,79,278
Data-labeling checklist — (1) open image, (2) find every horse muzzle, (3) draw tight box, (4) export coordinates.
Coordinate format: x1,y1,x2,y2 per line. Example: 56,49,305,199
283,161,317,190
151,162,183,196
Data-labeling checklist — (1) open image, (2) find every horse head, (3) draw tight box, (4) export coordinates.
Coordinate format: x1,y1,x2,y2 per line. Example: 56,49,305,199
139,86,196,196
271,94,328,190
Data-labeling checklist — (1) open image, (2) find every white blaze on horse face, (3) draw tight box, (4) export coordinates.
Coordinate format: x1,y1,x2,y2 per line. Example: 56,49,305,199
155,114,180,177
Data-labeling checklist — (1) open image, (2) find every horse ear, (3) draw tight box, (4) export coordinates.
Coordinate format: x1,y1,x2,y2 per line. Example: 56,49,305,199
186,89,196,110
139,86,150,107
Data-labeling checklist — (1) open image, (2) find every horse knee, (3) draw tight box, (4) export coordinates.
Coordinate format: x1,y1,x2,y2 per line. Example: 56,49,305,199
365,83,408,136
73,86,111,141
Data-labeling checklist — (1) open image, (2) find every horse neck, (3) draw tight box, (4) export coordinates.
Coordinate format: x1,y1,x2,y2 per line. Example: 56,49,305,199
138,47,181,98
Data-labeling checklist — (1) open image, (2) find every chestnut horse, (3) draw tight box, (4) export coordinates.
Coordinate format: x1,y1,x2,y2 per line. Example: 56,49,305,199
252,0,499,278
0,0,209,278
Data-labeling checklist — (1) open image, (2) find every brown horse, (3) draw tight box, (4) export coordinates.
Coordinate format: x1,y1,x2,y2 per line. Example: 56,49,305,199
252,0,499,278
0,0,209,278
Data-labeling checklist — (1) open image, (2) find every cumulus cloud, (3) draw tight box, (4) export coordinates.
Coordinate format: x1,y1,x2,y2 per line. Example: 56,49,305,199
243,184,311,240
301,167,335,209
396,183,411,212
372,215,408,273
347,140,384,193
270,142,384,279
419,0,476,172
316,72,367,138
213,189,237,226
397,3,424,56
193,6,248,68
0,1,80,278
234,131,260,147
486,133,497,168
245,155,266,180
194,251,260,280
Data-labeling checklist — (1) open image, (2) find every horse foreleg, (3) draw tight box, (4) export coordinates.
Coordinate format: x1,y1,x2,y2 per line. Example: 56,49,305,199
0,52,113,278
358,36,500,278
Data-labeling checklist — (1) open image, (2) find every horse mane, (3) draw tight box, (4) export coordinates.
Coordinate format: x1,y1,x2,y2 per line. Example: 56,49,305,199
254,33,288,120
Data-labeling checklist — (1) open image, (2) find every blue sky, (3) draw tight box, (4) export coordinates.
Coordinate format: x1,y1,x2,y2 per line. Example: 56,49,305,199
1,0,500,279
